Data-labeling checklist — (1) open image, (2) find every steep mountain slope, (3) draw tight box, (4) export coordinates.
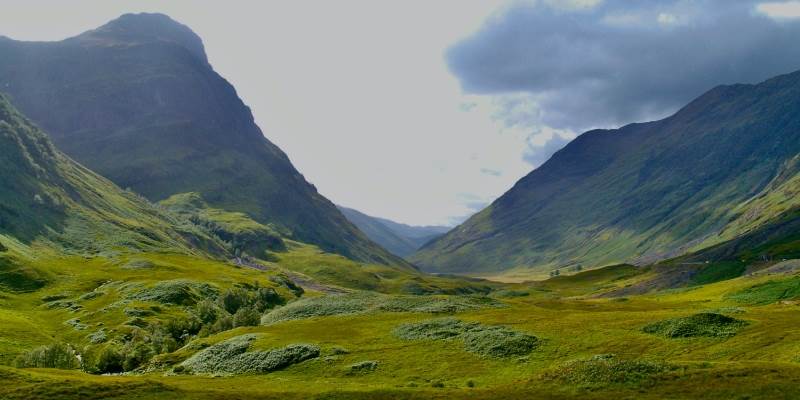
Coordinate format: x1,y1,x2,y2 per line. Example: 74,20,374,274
0,13,400,266
413,69,800,275
338,206,449,257
0,93,229,287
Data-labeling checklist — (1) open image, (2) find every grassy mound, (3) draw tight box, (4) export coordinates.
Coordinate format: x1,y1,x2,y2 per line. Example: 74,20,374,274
394,318,539,358
642,313,748,338
261,292,502,325
726,276,800,305
545,354,676,386
180,334,319,374
127,280,218,306
0,255,47,292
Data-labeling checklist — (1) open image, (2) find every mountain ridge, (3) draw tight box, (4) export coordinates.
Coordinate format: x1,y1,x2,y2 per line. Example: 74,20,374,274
413,67,800,275
0,13,405,267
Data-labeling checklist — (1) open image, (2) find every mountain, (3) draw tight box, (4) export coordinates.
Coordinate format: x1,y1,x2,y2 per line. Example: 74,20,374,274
0,13,401,266
337,206,449,257
413,69,800,275
0,93,230,289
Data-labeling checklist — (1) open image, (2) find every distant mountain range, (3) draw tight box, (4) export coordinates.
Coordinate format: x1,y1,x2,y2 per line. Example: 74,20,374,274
337,206,449,257
413,69,800,276
0,13,402,266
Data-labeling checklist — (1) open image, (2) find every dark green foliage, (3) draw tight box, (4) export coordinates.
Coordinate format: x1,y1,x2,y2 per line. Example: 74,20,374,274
219,287,250,314
180,334,320,374
394,318,539,358
726,276,800,305
547,354,676,386
269,275,304,297
195,299,219,324
95,347,125,374
690,262,748,286
261,293,502,325
642,313,748,338
14,343,79,369
129,280,218,306
0,255,47,292
233,306,261,327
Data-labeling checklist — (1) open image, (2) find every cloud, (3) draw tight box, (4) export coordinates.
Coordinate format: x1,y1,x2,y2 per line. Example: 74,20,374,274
446,0,800,133
757,1,800,19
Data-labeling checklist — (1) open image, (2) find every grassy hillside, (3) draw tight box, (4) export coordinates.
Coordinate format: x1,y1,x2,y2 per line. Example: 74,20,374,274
4,251,800,399
413,69,800,277
338,206,449,257
0,13,401,266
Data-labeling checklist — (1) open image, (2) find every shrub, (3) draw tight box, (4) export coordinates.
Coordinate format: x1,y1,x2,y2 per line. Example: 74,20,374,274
642,313,748,338
462,328,539,358
261,293,502,325
95,346,125,374
128,280,217,306
219,287,250,314
180,334,320,374
347,360,378,374
233,306,262,327
253,287,284,311
14,343,79,369
394,318,539,358
196,299,220,324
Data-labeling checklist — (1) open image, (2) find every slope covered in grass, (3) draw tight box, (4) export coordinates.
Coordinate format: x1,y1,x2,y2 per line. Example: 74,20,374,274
413,69,800,276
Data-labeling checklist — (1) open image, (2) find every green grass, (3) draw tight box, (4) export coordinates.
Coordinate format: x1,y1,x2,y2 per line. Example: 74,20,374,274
726,275,800,305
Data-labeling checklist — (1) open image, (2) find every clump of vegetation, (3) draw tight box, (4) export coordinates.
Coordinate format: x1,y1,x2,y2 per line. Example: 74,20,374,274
347,360,378,374
462,327,540,358
127,280,218,306
492,289,530,298
726,276,800,305
180,334,320,374
14,343,80,369
642,313,748,338
545,354,676,386
262,292,502,325
394,318,539,358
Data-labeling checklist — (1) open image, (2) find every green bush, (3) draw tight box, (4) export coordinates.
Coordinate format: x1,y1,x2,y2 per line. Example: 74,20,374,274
347,360,378,374
196,299,220,324
128,280,217,306
394,318,539,358
233,306,262,327
262,293,503,325
642,313,748,338
219,287,250,314
180,334,320,374
14,343,80,369
95,346,125,374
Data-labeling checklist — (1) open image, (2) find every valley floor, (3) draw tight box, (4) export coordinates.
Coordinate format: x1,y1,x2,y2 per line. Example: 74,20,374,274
2,248,800,399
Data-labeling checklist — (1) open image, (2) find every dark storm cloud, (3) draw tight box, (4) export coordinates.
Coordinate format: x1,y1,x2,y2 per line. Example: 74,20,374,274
447,0,800,132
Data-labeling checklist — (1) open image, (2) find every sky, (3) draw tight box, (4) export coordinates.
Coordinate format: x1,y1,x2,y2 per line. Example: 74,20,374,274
1,0,800,226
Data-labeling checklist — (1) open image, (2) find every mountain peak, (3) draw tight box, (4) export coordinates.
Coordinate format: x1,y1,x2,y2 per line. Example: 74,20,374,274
79,13,208,63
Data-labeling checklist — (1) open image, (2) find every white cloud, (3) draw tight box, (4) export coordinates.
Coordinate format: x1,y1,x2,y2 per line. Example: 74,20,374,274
757,1,800,18
657,12,679,25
